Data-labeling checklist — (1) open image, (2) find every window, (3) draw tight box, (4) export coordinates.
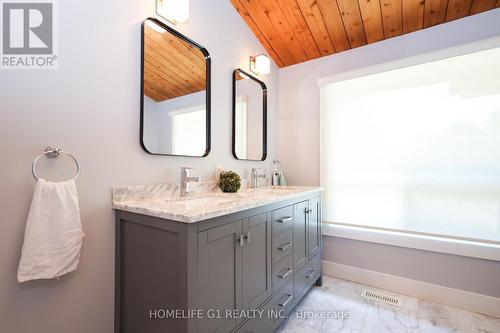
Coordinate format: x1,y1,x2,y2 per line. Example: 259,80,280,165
321,46,500,244
171,106,206,156
234,96,248,159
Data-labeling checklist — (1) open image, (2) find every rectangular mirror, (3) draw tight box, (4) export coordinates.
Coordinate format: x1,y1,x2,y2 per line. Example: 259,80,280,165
232,69,267,161
141,18,211,157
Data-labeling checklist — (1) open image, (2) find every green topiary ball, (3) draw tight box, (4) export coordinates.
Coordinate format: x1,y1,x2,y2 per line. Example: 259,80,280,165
218,171,241,193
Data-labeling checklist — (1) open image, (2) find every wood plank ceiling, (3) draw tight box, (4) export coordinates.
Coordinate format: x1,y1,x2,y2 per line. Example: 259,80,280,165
144,23,206,102
230,0,500,67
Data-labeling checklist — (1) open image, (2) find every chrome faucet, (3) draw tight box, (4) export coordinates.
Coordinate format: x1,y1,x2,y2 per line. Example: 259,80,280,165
250,168,267,189
180,167,201,197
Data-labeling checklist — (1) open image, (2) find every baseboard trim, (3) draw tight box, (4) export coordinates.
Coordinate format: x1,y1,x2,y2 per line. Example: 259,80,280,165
322,260,500,318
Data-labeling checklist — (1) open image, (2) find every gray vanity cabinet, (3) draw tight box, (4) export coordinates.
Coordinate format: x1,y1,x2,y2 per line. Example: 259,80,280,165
242,213,272,311
308,197,321,259
198,221,243,333
292,198,322,300
293,201,308,271
197,213,271,333
115,192,321,333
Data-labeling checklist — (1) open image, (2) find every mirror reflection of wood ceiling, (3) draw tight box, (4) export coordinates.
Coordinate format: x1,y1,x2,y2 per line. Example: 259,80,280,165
144,24,206,102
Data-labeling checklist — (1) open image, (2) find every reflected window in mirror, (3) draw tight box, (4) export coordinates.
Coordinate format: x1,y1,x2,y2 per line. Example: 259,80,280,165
141,18,211,157
232,69,267,161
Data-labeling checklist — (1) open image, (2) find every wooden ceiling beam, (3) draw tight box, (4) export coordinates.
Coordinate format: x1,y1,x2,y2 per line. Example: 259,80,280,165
238,0,298,66
277,0,327,58
230,0,285,67
402,0,425,34
445,0,472,21
380,0,403,38
315,0,350,52
424,0,449,28
229,0,498,68
470,0,497,14
358,0,385,43
256,0,309,63
336,0,367,48
295,0,336,55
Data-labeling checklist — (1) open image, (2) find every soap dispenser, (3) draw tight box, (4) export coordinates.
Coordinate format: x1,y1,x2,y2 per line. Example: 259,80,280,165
272,160,281,186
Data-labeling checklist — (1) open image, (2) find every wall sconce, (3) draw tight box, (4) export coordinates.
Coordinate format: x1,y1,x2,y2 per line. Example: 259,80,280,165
157,0,190,24
249,54,270,75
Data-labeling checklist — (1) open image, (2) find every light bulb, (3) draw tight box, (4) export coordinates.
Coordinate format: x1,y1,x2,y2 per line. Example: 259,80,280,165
157,0,190,24
250,54,270,75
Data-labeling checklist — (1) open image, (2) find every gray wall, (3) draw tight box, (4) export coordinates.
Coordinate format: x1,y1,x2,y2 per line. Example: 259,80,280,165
0,0,279,332
324,237,500,298
278,10,500,298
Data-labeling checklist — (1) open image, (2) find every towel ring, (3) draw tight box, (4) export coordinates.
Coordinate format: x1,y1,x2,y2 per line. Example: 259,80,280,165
32,146,80,181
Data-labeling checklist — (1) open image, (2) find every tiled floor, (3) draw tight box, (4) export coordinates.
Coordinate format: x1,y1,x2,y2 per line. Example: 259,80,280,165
277,276,500,333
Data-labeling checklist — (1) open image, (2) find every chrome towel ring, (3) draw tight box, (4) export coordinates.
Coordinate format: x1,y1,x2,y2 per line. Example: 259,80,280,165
32,146,80,181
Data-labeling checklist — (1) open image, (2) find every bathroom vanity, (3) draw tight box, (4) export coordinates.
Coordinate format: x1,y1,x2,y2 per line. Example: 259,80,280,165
113,185,323,333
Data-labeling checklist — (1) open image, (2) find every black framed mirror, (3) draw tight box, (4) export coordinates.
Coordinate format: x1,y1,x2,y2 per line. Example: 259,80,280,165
232,69,267,161
141,18,211,157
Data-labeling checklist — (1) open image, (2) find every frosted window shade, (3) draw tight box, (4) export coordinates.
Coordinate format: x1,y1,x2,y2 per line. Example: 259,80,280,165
320,47,500,243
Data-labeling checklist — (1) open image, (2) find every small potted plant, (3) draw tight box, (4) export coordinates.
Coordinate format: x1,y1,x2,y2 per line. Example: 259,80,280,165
218,171,241,193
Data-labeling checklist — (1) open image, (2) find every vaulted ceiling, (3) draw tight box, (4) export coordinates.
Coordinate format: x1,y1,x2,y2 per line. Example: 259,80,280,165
230,0,500,67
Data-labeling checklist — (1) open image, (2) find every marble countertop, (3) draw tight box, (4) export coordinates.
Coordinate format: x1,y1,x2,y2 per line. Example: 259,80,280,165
112,184,323,223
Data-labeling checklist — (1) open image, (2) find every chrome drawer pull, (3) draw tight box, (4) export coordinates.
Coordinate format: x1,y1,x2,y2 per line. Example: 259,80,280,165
277,242,291,251
277,268,293,279
238,235,244,247
278,294,293,308
277,216,292,223
245,232,251,244
304,269,316,279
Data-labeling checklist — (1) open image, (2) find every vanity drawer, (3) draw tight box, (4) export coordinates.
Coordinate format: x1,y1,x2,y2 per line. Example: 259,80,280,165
272,230,293,264
236,284,291,333
272,205,294,235
236,299,274,333
269,282,294,318
293,254,321,298
272,255,293,293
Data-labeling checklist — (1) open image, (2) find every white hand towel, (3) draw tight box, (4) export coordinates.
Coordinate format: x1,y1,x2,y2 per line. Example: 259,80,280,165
17,179,85,283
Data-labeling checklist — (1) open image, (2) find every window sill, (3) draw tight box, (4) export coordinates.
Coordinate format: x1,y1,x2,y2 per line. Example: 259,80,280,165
322,222,500,261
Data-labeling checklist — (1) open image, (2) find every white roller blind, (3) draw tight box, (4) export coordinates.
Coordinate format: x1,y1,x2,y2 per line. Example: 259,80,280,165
320,46,500,243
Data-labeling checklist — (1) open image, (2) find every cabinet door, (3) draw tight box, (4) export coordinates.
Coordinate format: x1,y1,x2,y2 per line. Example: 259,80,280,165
293,201,308,271
242,213,272,311
308,197,321,259
198,221,243,333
